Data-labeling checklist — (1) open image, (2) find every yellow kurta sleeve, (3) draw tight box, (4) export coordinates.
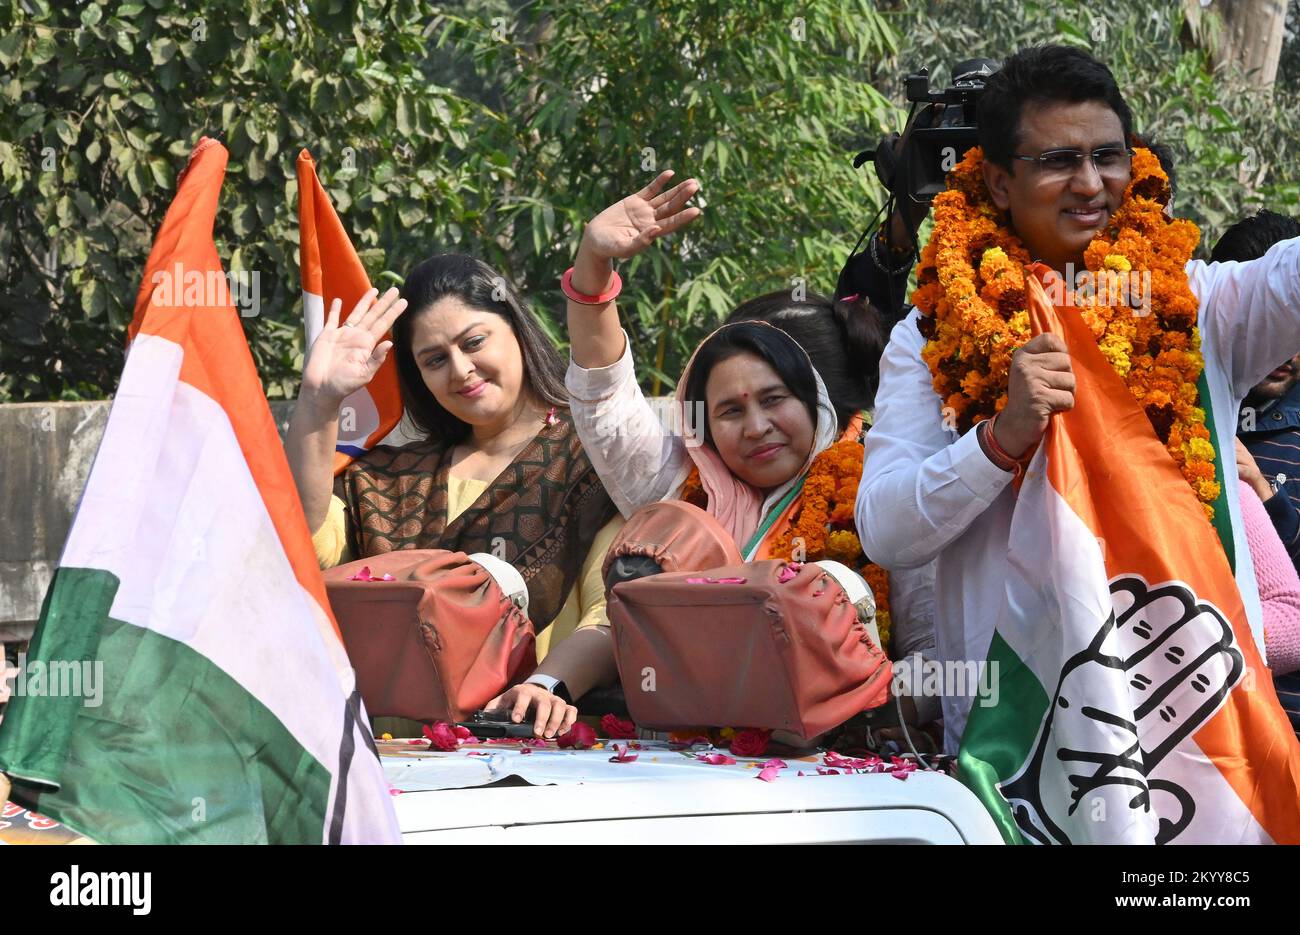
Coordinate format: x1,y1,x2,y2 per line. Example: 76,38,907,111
311,494,353,570
534,515,625,660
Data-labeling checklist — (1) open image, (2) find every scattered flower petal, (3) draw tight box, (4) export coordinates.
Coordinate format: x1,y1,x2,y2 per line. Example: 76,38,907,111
556,721,597,750
423,722,459,752
600,713,637,739
608,743,639,763
762,759,788,770
776,563,803,584
697,753,737,766
756,766,782,782
729,728,771,757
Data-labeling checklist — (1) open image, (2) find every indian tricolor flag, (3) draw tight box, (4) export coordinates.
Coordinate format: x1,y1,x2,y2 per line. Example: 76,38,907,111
0,138,401,844
959,264,1300,845
297,149,402,473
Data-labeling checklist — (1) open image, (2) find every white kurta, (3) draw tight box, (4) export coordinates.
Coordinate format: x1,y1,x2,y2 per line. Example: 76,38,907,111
856,236,1300,752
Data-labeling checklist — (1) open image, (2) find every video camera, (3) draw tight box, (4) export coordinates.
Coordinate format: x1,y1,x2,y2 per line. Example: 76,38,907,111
835,59,998,325
865,58,999,210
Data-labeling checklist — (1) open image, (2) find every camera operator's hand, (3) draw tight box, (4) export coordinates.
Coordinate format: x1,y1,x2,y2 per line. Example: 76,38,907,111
883,104,945,248
993,333,1076,459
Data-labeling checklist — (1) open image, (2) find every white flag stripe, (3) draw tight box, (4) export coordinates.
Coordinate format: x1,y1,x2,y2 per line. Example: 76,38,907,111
998,451,1264,844
60,334,398,842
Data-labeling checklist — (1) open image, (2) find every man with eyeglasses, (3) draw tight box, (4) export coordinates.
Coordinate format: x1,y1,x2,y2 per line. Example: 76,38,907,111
856,44,1300,755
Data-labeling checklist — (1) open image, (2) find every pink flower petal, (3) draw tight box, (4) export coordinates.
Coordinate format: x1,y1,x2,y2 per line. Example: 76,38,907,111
761,759,789,770
556,721,597,750
697,753,737,766
776,563,802,584
452,725,478,743
756,766,782,782
423,722,460,752
519,747,532,755
600,713,638,740
608,743,639,763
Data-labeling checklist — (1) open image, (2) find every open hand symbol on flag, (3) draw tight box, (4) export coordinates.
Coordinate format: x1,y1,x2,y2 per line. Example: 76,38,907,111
1003,574,1244,844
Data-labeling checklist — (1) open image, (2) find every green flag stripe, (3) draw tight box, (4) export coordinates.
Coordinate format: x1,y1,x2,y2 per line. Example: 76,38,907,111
0,567,332,844
1197,369,1235,572
957,631,1051,845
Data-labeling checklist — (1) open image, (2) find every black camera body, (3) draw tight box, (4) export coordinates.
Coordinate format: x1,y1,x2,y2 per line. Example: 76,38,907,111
835,59,999,325
881,59,999,208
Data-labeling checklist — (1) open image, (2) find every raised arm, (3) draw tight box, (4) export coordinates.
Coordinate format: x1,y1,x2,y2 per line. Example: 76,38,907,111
1193,236,1300,400
285,287,406,532
564,172,703,515
566,170,701,368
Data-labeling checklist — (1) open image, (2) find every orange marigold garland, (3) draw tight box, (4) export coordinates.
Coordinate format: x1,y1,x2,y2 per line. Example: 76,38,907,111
913,146,1218,518
677,437,893,651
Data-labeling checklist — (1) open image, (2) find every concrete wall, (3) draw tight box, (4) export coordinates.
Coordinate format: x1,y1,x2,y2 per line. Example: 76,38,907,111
1,397,676,643
0,400,297,642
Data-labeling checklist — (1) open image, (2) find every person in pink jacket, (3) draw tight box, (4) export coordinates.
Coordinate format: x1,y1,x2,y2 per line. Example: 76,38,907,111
1237,439,1300,686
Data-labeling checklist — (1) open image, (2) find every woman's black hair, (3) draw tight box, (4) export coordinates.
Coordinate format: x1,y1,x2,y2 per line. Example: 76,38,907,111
683,322,821,447
392,253,567,444
725,290,885,431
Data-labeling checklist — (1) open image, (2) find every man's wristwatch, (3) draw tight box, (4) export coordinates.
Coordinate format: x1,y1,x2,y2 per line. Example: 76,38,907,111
524,674,572,704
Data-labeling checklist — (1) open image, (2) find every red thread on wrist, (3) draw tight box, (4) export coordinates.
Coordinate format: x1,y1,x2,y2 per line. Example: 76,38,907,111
562,267,622,305
982,414,1032,477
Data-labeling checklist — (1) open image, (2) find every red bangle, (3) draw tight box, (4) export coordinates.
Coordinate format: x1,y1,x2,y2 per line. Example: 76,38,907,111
561,267,622,305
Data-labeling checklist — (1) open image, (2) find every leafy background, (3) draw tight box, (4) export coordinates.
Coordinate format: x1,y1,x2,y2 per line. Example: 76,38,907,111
2,0,1297,402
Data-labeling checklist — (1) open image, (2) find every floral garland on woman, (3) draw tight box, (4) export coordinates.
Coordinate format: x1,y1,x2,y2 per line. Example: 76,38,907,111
680,433,893,650
911,146,1219,517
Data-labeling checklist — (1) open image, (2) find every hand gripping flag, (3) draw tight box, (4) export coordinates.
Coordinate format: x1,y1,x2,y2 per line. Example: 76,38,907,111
297,149,403,473
958,264,1300,845
0,138,401,844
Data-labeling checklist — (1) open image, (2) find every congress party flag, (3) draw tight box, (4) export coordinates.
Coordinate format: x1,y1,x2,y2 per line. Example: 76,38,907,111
0,138,401,844
297,149,403,473
958,265,1300,844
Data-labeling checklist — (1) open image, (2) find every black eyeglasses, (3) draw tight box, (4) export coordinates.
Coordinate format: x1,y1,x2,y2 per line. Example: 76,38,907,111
1012,146,1135,178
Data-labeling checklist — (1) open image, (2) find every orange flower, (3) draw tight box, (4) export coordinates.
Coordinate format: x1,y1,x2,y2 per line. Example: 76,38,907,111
912,146,1216,516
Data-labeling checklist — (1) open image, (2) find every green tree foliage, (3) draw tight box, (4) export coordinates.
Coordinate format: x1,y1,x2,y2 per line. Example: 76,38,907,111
0,0,508,401
2,0,1296,403
441,0,899,392
877,0,1300,250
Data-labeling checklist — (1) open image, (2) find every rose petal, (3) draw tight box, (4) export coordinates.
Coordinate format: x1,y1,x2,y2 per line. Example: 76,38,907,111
423,722,460,751
755,766,782,782
776,563,802,583
452,725,478,742
600,713,638,740
608,743,639,763
519,747,532,755
697,753,737,766
556,721,597,750
761,759,789,770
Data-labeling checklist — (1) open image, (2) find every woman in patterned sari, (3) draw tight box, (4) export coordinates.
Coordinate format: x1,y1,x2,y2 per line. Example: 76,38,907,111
284,254,622,739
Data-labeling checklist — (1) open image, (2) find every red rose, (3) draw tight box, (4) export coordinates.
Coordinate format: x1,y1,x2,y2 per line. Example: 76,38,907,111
600,713,637,739
423,721,459,751
729,728,771,757
556,721,597,749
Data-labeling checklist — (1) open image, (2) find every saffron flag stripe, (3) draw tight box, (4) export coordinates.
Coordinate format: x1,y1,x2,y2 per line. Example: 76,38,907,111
958,267,1300,844
0,138,401,844
297,149,402,473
